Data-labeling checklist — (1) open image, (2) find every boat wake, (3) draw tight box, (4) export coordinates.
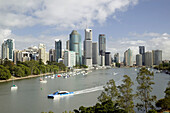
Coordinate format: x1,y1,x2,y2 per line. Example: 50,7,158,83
74,85,104,95
73,79,122,96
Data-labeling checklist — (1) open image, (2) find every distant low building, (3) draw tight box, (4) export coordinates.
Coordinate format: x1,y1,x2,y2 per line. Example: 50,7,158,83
105,52,111,66
114,53,120,63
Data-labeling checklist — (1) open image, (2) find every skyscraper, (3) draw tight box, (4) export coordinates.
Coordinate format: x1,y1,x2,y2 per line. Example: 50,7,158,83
49,49,55,62
99,34,106,56
1,39,15,61
55,39,62,62
152,50,162,65
99,34,106,66
66,40,69,50
105,52,111,66
139,46,145,65
92,42,98,65
124,49,133,66
136,54,142,66
84,29,92,67
144,51,153,67
69,30,82,65
38,43,46,64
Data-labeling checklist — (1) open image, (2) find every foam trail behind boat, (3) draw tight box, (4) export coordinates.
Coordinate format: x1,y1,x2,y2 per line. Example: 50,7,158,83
73,79,122,95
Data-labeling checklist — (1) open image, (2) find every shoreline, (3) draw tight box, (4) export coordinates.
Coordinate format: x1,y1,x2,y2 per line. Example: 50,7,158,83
0,72,64,83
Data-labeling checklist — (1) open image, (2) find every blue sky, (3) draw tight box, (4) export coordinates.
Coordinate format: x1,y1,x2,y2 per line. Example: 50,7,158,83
0,0,170,60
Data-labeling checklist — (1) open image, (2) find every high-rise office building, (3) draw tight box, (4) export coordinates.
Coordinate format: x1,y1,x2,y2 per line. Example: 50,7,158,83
152,50,162,65
38,43,46,64
55,39,62,62
1,39,15,61
69,30,82,65
66,40,69,50
124,49,133,66
139,46,145,65
99,34,106,56
136,54,142,66
84,29,92,67
105,52,111,66
64,50,76,67
144,51,153,67
99,34,106,66
49,49,55,62
114,53,120,63
92,42,98,65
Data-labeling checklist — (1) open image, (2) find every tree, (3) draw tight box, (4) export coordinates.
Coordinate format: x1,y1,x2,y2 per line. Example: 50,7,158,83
136,68,157,113
0,65,11,80
39,59,44,65
14,66,25,77
98,79,119,103
156,81,170,111
117,75,135,113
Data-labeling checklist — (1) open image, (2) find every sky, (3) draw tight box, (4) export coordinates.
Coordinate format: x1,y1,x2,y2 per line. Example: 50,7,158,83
0,0,170,61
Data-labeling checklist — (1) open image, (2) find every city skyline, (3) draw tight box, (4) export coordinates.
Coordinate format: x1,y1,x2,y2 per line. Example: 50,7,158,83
0,0,170,60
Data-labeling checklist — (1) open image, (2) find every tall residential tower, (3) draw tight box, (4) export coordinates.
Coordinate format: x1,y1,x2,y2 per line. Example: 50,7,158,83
55,39,62,62
1,39,15,61
84,29,92,67
69,30,82,65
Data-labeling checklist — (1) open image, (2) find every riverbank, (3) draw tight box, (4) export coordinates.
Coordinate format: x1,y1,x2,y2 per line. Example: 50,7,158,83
0,71,66,83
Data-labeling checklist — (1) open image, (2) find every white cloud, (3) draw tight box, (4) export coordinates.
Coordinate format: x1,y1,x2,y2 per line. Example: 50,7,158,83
130,32,170,37
12,34,68,51
0,0,138,29
107,33,170,61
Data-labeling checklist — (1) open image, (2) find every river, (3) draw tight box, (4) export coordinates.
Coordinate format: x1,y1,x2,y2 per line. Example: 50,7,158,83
0,68,169,113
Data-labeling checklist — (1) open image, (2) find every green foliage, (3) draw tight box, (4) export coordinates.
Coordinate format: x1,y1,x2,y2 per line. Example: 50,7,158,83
156,81,170,111
147,109,157,113
41,111,54,113
0,65,11,80
98,79,119,103
136,67,157,113
117,75,135,113
74,100,127,113
33,67,40,75
116,63,120,67
39,59,44,65
14,66,25,77
154,62,170,71
38,65,46,73
74,65,88,69
0,59,66,80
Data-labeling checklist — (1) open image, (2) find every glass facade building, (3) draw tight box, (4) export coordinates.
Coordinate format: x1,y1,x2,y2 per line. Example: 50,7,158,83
55,39,62,62
69,30,82,65
1,39,15,61
99,34,106,56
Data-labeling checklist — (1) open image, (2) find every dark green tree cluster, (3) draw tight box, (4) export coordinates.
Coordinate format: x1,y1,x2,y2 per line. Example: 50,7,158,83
154,62,170,71
115,63,120,67
0,59,66,80
74,65,88,69
74,100,127,113
0,65,11,80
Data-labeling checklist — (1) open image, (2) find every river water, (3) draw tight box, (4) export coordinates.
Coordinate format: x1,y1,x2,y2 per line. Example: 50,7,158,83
0,68,169,113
